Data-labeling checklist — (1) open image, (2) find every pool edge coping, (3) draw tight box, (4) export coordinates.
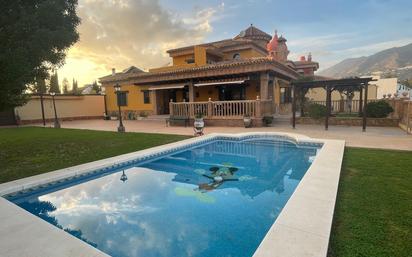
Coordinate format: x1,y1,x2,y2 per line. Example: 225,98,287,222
0,132,344,257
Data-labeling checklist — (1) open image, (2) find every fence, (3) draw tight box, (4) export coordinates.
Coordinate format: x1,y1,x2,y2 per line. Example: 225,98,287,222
310,99,377,113
170,100,273,119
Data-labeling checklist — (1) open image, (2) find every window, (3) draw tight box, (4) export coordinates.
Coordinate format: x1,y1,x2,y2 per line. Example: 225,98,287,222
143,90,150,104
233,53,241,59
117,91,128,106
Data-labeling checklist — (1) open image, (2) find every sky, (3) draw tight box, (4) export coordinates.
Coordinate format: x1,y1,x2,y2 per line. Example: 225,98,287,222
58,0,412,87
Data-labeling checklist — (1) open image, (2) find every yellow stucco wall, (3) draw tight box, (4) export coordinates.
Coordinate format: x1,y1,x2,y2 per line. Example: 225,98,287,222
223,49,266,60
104,84,153,113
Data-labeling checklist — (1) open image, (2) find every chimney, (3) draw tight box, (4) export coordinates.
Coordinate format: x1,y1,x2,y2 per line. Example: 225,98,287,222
112,68,116,76
300,56,306,61
308,52,312,62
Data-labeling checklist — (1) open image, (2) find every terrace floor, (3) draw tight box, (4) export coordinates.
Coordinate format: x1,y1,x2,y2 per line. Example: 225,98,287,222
32,119,412,151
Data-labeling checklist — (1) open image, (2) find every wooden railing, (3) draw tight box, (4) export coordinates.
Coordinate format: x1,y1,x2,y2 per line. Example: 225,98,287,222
170,99,273,118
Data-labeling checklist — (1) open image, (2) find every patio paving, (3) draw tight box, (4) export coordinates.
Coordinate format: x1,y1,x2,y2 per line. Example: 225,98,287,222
31,119,412,151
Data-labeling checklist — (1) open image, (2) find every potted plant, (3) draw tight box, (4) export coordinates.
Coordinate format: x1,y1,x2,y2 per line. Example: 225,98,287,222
262,116,273,126
194,112,205,129
138,111,148,120
243,113,252,128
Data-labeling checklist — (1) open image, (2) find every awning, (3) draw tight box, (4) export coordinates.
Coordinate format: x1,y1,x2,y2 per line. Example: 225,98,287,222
194,80,245,87
148,84,186,90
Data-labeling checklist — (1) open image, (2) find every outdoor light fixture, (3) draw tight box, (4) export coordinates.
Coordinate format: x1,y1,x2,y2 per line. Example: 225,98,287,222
114,83,125,132
49,92,60,128
120,170,128,182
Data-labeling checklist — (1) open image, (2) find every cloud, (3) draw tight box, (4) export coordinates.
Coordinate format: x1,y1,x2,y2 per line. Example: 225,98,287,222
59,0,222,85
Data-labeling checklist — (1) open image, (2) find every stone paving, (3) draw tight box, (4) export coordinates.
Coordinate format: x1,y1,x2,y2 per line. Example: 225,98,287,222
32,118,412,151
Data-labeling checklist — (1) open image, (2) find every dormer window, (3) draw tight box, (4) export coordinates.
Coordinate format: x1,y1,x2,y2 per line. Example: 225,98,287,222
233,53,241,60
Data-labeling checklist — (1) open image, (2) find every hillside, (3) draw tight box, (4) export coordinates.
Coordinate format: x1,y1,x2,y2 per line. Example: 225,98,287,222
318,43,412,80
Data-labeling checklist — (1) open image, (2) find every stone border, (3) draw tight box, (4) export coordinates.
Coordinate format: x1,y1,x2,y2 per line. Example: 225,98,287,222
0,132,344,257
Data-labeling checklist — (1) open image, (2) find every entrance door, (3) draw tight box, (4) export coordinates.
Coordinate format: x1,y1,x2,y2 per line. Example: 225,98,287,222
161,90,177,114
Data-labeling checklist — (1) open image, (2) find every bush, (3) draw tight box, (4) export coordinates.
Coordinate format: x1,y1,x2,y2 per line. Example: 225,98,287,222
262,116,273,126
307,103,327,119
365,101,393,118
139,111,148,118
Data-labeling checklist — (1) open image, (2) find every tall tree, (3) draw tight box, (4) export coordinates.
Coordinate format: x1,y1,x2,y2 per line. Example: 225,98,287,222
31,76,48,94
49,72,61,93
62,78,69,94
72,78,78,93
91,80,101,94
0,0,80,110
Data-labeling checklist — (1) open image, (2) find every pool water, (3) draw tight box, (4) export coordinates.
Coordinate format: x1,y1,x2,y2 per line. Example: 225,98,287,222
8,137,320,257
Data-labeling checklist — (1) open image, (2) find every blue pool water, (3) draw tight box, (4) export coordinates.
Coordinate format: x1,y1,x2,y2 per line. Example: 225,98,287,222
7,137,320,257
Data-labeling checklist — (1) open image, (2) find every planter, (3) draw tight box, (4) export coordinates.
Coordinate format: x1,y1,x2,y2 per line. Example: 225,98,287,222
194,118,205,129
243,117,252,128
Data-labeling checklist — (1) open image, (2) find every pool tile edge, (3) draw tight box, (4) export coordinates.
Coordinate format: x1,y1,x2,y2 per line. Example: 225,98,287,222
0,132,340,257
253,138,345,257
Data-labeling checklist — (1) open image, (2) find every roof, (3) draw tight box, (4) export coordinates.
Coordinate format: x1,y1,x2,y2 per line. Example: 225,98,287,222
234,24,272,41
167,25,271,56
99,57,299,84
122,66,144,73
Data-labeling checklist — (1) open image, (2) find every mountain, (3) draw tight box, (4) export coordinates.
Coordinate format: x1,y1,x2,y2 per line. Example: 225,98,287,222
318,43,412,80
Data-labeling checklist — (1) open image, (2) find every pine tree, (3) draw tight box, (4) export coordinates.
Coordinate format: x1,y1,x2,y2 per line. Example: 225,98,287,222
49,71,61,93
62,78,69,94
34,76,48,94
72,78,78,93
92,80,101,93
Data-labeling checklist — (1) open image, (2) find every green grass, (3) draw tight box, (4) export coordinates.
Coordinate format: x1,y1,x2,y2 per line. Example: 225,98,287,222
328,148,412,257
0,128,410,256
0,127,189,183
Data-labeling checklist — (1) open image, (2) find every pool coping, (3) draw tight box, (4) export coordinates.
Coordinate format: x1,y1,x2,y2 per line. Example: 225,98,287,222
0,132,345,257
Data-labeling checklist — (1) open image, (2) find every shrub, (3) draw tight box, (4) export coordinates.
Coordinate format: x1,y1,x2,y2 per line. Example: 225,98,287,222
139,111,148,118
365,101,393,118
262,116,273,126
307,103,327,119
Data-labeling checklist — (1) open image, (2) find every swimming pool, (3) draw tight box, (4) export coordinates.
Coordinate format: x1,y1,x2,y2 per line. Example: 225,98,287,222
4,134,325,257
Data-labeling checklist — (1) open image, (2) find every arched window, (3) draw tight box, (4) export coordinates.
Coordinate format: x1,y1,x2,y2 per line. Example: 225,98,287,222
233,53,241,59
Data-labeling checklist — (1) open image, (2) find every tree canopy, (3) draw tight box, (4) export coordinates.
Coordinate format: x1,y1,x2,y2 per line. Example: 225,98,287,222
0,0,80,110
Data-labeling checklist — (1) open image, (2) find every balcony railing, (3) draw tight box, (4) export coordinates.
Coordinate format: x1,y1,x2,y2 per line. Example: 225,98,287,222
170,99,273,118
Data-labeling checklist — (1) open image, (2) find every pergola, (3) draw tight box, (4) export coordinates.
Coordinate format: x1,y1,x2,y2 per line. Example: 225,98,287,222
291,77,376,131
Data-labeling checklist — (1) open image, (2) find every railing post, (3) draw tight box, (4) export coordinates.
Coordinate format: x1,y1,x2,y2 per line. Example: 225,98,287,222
207,98,213,118
169,99,173,116
256,96,261,118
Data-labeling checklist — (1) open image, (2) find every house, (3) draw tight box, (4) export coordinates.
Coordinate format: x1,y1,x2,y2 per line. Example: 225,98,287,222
99,25,318,123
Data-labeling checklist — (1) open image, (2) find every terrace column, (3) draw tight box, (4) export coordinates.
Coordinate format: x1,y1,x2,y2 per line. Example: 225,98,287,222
151,90,158,115
274,79,281,113
362,83,368,132
325,85,331,130
358,86,363,117
260,72,269,100
188,80,195,102
292,85,296,129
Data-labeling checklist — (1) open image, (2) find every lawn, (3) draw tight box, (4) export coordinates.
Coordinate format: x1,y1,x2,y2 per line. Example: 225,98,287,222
328,148,412,257
0,127,189,183
0,127,410,256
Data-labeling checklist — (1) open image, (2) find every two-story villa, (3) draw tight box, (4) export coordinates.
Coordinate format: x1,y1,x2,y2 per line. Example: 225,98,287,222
99,25,318,124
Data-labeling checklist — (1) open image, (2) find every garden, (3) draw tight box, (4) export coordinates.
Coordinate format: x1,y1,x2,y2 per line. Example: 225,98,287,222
0,127,410,256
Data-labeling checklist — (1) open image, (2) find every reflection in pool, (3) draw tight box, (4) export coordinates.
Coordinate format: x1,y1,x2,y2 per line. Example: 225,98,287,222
9,138,320,257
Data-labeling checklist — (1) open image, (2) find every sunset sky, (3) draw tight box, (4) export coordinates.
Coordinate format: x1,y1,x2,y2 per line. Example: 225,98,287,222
58,0,412,87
